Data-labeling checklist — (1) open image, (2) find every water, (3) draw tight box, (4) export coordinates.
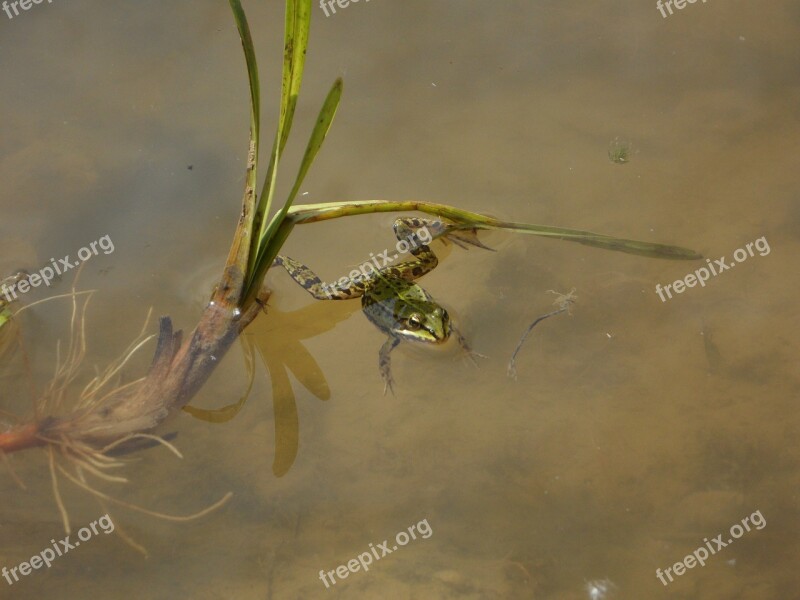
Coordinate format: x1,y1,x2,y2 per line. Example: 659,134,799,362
1,1,798,598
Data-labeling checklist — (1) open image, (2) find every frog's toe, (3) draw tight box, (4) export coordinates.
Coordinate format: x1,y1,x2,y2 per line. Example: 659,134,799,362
451,347,486,367
443,228,494,252
381,372,396,395
465,349,488,367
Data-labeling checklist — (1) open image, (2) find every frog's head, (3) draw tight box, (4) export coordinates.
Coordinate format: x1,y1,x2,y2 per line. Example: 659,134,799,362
394,301,451,344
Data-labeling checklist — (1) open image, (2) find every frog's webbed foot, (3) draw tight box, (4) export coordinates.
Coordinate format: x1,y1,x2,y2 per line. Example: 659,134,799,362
379,336,401,395
451,324,486,366
393,217,493,252
439,227,495,252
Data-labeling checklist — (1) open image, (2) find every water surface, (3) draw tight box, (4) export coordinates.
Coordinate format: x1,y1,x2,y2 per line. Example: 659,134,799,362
1,1,798,598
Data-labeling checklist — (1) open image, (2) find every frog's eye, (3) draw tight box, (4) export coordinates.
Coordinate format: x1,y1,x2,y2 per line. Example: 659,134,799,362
407,313,423,329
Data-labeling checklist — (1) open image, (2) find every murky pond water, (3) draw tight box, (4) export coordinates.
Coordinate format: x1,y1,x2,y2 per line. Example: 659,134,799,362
1,1,798,598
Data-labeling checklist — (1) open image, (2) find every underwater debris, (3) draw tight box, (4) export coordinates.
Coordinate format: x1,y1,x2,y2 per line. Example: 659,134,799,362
507,288,577,379
608,137,631,164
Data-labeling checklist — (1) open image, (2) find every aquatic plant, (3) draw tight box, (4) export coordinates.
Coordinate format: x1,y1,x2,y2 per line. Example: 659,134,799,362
0,0,700,533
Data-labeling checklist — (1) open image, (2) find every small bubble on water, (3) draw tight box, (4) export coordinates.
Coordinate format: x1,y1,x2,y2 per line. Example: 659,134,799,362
585,578,616,600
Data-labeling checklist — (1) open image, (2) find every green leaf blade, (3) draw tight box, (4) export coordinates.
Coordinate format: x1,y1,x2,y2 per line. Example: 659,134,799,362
251,0,312,269
228,0,260,166
283,199,703,261
249,77,343,290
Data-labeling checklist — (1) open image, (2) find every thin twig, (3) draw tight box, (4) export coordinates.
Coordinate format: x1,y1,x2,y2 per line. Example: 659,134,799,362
508,289,577,379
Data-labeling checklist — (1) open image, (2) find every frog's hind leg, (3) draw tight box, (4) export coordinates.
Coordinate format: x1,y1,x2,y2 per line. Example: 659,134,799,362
378,335,401,395
272,255,366,300
379,218,441,283
384,217,493,283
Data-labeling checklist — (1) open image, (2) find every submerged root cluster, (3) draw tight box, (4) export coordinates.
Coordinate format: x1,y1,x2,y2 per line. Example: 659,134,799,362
1,288,238,549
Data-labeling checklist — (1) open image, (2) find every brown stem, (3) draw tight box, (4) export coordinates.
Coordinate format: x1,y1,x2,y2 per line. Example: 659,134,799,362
0,421,45,453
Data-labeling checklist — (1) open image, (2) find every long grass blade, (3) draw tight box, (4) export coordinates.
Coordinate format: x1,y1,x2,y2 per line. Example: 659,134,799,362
282,200,703,260
260,78,342,250
251,0,312,269
246,78,343,296
228,0,260,151
284,78,343,211
279,0,310,155
225,0,261,277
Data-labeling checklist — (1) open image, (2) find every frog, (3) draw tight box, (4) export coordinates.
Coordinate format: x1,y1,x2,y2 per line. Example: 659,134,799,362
271,217,490,393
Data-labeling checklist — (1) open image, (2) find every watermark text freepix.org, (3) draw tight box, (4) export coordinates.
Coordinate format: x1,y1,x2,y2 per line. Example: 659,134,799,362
320,225,432,298
655,236,769,302
656,509,765,586
319,0,370,18
2,514,115,586
319,518,433,589
1,234,115,304
657,0,707,19
2,0,54,21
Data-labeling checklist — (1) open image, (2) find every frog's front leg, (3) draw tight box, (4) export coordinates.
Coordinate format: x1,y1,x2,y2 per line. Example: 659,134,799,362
450,322,487,365
272,255,366,300
378,335,401,395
